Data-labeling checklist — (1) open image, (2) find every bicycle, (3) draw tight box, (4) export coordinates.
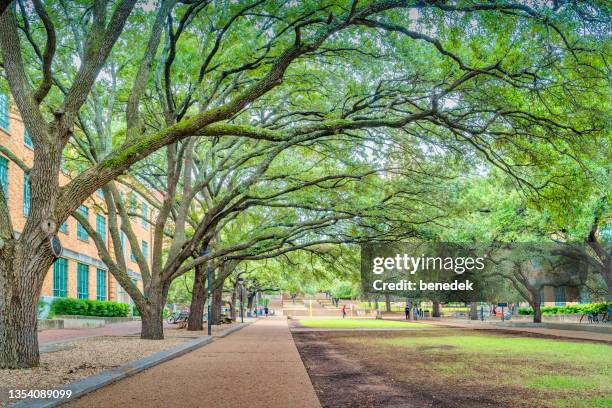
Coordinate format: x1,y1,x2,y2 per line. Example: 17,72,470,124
580,312,599,324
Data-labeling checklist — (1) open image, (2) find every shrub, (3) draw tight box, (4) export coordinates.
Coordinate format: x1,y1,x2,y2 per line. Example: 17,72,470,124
517,302,612,316
51,298,129,317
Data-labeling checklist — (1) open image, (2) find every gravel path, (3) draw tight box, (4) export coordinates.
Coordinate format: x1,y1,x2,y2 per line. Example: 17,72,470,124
66,317,321,408
0,336,187,407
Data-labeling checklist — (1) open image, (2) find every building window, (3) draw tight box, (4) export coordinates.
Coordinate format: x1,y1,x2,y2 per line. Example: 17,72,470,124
141,201,148,228
130,245,137,262
0,156,7,203
0,93,8,131
141,240,149,262
77,263,89,299
96,188,104,198
555,286,566,306
76,205,89,241
96,269,107,301
59,220,68,234
539,287,545,306
130,193,138,218
24,128,33,148
96,214,106,244
53,258,68,297
23,172,30,216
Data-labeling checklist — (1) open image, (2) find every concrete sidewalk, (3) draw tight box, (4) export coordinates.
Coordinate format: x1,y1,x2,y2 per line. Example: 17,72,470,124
66,317,321,408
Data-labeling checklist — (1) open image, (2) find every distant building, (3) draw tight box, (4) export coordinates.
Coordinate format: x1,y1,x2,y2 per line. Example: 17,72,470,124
0,93,153,306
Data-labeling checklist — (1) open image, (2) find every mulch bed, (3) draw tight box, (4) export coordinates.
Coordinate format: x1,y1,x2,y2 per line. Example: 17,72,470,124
0,336,188,407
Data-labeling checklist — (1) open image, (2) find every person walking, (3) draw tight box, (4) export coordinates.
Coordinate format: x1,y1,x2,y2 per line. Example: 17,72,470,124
342,305,347,319
264,306,269,317
404,305,410,320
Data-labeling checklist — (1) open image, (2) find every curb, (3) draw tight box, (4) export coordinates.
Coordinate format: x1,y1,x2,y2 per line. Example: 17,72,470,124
10,335,212,408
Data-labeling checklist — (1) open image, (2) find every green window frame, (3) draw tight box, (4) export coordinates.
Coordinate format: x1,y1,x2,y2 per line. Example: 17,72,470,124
141,201,148,228
76,205,89,241
0,156,7,204
141,240,149,262
77,263,89,299
555,286,566,306
96,214,106,243
23,172,30,216
24,128,33,148
59,220,68,234
130,193,138,218
53,258,68,297
96,269,107,301
0,93,8,131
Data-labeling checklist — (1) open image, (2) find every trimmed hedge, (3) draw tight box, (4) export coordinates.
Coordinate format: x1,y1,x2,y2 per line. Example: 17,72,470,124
51,298,130,317
518,302,612,316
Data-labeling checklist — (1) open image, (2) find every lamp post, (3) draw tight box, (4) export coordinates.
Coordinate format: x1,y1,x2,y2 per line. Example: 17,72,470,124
238,277,244,323
480,288,484,322
200,247,212,336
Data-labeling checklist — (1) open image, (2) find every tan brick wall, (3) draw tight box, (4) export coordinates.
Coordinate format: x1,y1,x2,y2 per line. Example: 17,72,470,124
1,97,153,305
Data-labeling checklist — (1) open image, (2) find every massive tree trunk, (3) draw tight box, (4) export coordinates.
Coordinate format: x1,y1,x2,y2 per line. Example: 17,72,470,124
432,300,441,318
187,264,206,331
139,283,168,340
247,293,255,312
140,300,165,340
385,294,391,312
230,282,237,321
469,302,478,320
526,287,543,324
531,300,542,323
0,155,60,367
211,285,222,325
0,244,47,368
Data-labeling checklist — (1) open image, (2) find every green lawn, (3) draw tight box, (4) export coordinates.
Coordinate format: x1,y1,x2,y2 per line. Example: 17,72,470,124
341,330,612,407
297,318,434,329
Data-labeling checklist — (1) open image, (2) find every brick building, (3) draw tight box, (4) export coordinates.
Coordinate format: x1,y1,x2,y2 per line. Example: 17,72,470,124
0,93,153,306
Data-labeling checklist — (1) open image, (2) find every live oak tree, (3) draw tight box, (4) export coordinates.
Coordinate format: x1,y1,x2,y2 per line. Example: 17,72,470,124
439,170,609,321
0,0,608,368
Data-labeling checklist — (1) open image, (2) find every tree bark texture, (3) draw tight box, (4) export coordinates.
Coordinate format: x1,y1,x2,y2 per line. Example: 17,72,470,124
187,264,206,331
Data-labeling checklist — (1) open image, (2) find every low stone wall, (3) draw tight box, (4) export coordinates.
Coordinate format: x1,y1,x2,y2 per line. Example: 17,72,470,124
38,318,106,330
61,319,106,329
38,319,64,331
55,315,140,324
37,315,138,331
509,314,582,323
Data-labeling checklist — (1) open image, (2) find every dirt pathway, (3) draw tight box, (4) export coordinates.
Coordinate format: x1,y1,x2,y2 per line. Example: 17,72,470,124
65,317,321,408
293,331,428,408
